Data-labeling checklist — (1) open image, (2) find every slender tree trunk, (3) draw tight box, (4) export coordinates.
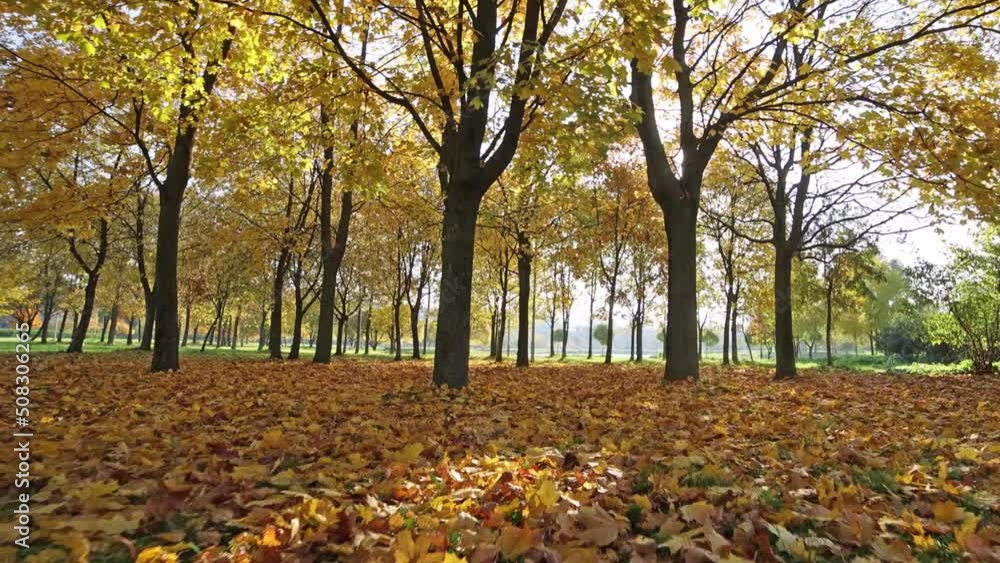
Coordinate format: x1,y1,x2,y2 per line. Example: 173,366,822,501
38,295,55,344
604,277,616,365
127,315,135,345
57,309,68,343
636,303,644,362
356,303,363,354
774,251,797,379
560,312,569,360
825,278,834,367
392,303,403,361
423,299,430,356
231,306,240,350
68,273,100,353
587,275,595,359
364,298,372,355
628,317,635,361
181,301,191,347
495,296,508,362
100,312,109,344
257,303,267,352
270,250,291,359
289,298,305,359
107,301,120,345
314,106,354,364
516,238,531,367
530,266,536,362
730,292,739,364
722,293,731,365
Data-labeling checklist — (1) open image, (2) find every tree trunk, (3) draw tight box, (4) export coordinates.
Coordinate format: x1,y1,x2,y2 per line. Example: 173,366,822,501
825,278,834,367
636,305,644,362
495,297,507,362
289,297,304,360
587,276,595,359
314,106,354,364
127,314,135,345
410,302,421,360
181,302,191,347
231,306,240,350
68,273,101,353
257,303,267,352
270,250,292,359
516,237,531,367
604,277,616,365
560,312,569,360
530,266,536,362
356,303,363,354
38,295,55,344
100,312,109,344
773,251,797,379
364,298,372,355
150,127,196,372
57,309,68,343
722,293,731,365
730,291,739,364
140,293,155,350
392,304,402,361
107,301,120,345
432,186,483,385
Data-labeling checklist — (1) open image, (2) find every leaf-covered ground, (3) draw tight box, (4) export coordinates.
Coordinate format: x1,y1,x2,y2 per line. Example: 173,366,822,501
2,354,999,563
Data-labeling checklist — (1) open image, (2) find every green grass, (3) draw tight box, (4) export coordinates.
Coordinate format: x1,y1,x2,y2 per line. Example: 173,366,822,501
0,336,976,375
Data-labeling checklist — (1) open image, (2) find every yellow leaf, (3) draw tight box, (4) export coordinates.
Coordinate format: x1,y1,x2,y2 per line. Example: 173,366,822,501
395,442,425,464
534,479,559,509
932,500,970,523
497,526,537,558
137,547,179,563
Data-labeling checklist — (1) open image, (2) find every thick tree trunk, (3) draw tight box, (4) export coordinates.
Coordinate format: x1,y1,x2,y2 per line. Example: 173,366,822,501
516,239,531,367
658,202,700,379
433,188,483,386
150,127,197,371
774,251,797,379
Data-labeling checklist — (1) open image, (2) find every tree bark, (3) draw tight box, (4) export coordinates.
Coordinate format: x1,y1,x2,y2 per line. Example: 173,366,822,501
433,188,484,385
516,234,531,367
127,314,135,345
107,301,120,345
730,289,739,364
181,301,191,347
67,219,109,354
774,251,797,378
604,276,616,365
314,105,354,364
825,277,834,367
269,249,291,359
57,309,68,343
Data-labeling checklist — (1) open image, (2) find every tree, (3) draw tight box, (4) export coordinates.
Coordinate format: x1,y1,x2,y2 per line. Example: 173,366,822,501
912,228,1000,374
621,0,999,381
